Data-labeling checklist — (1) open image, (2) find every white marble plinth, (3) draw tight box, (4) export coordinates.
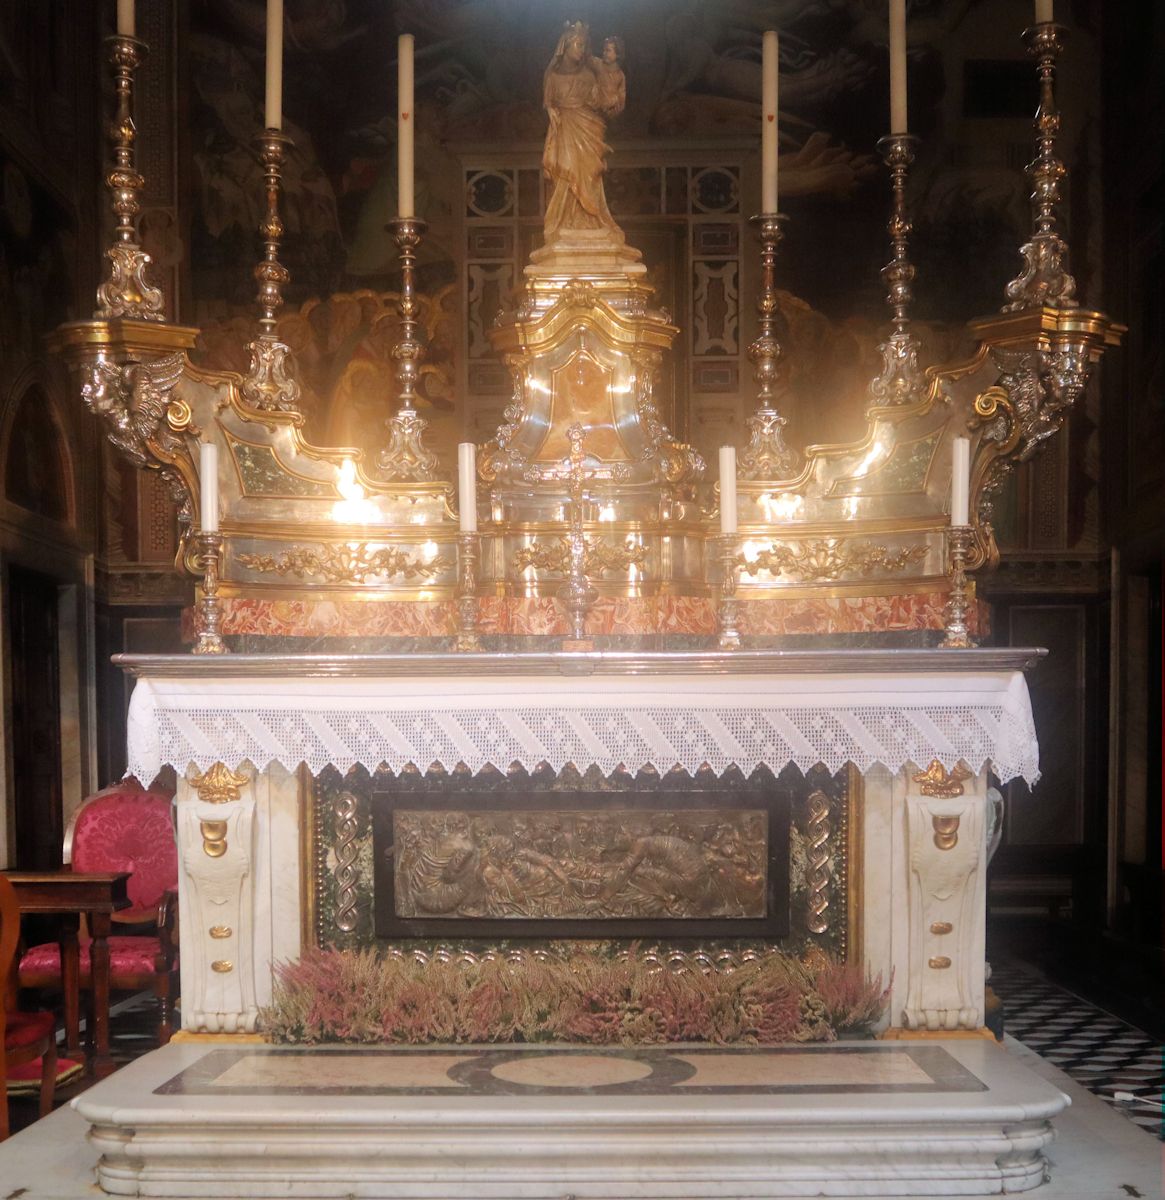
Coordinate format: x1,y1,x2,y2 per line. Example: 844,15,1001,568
75,1038,1069,1198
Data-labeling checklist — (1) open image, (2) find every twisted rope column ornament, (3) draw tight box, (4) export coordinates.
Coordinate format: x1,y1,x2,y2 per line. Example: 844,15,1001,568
805,788,833,935
96,35,165,320
1003,21,1077,311
868,134,923,407
332,790,361,935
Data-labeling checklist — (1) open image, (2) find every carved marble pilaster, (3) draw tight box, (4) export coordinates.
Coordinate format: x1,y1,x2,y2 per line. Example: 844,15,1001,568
902,762,987,1031
178,763,259,1033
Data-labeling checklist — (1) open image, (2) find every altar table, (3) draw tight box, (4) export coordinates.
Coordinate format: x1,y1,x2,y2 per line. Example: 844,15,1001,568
115,647,1043,1040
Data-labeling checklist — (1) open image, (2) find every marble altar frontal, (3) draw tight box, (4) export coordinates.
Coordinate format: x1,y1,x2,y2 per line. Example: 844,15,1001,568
76,1038,1068,1197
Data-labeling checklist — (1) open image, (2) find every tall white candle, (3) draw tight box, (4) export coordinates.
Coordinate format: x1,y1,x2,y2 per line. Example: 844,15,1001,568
761,30,779,213
889,0,908,134
265,0,283,130
458,442,477,533
398,34,415,219
719,446,738,535
951,437,970,526
200,441,219,533
117,0,134,37
1034,0,1054,23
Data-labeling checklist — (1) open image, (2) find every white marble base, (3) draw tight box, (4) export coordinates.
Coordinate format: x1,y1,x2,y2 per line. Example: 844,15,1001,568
71,1038,1070,1198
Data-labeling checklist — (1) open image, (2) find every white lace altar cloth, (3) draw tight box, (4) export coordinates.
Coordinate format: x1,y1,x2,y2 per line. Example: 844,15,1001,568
124,670,1040,785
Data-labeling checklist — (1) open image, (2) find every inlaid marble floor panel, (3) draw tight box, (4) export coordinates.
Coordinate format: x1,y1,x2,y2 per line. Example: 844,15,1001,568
155,1042,987,1097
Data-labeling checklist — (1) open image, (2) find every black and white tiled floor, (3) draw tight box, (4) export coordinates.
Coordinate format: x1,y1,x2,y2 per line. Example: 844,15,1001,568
990,959,1165,1139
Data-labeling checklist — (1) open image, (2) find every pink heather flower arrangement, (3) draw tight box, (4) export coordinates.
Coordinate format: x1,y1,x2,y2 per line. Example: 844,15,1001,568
263,946,889,1046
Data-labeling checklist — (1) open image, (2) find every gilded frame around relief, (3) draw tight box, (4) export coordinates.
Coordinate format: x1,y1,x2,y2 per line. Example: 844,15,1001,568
371,787,790,941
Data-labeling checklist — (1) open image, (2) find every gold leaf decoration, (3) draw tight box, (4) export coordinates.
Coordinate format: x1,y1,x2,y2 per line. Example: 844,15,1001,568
513,537,646,577
739,539,927,583
911,760,973,799
238,543,448,585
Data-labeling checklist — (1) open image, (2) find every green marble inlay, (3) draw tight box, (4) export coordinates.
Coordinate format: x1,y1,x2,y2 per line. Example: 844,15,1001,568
829,428,940,498
229,438,336,498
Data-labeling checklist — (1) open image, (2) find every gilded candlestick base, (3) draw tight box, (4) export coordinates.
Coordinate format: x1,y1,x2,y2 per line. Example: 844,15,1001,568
717,534,742,651
741,213,798,480
194,533,229,656
940,525,974,649
379,217,439,482
869,134,923,407
455,532,482,652
96,35,165,322
1004,24,1077,311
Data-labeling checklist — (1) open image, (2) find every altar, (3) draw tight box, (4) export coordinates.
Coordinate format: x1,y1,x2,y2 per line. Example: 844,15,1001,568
76,647,1068,1197
40,0,1125,1193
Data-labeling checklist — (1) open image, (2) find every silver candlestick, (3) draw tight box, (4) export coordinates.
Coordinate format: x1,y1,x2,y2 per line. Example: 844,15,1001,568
193,533,228,655
740,213,798,480
1003,22,1077,310
869,133,924,407
455,532,481,652
378,217,439,481
95,35,165,321
717,534,742,651
242,129,302,412
940,525,974,649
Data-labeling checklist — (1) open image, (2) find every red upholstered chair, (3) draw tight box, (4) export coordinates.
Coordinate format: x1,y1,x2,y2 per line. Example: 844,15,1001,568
18,784,179,1047
1,873,58,1140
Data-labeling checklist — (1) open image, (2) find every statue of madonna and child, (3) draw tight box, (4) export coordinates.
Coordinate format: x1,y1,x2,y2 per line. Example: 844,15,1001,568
529,21,644,275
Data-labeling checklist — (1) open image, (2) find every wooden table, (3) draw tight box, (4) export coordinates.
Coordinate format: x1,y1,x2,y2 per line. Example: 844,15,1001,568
3,871,130,1079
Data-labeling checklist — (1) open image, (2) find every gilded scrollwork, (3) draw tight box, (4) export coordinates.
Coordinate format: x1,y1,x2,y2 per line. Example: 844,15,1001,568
392,808,767,920
376,405,440,482
241,337,302,413
479,376,531,483
237,543,448,585
740,539,927,583
191,762,250,804
513,536,646,578
911,760,972,799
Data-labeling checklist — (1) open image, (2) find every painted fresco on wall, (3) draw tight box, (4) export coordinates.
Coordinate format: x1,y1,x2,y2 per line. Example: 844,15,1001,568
186,0,1098,476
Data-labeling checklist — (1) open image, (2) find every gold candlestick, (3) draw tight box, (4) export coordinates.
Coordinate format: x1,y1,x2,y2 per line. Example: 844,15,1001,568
717,534,742,651
869,133,924,407
242,129,302,412
378,216,439,481
1004,22,1077,310
455,532,481,652
193,533,229,655
740,213,798,480
95,35,165,321
940,525,974,649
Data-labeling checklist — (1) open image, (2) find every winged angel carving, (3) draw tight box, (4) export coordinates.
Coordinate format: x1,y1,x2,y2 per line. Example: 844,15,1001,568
82,352,195,532
974,342,1092,519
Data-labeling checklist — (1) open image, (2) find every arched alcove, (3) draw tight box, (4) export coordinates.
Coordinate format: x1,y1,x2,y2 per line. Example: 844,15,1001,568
2,383,74,524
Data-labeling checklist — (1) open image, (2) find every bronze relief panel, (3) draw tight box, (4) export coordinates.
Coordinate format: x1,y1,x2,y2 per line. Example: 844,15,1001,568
373,788,789,941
